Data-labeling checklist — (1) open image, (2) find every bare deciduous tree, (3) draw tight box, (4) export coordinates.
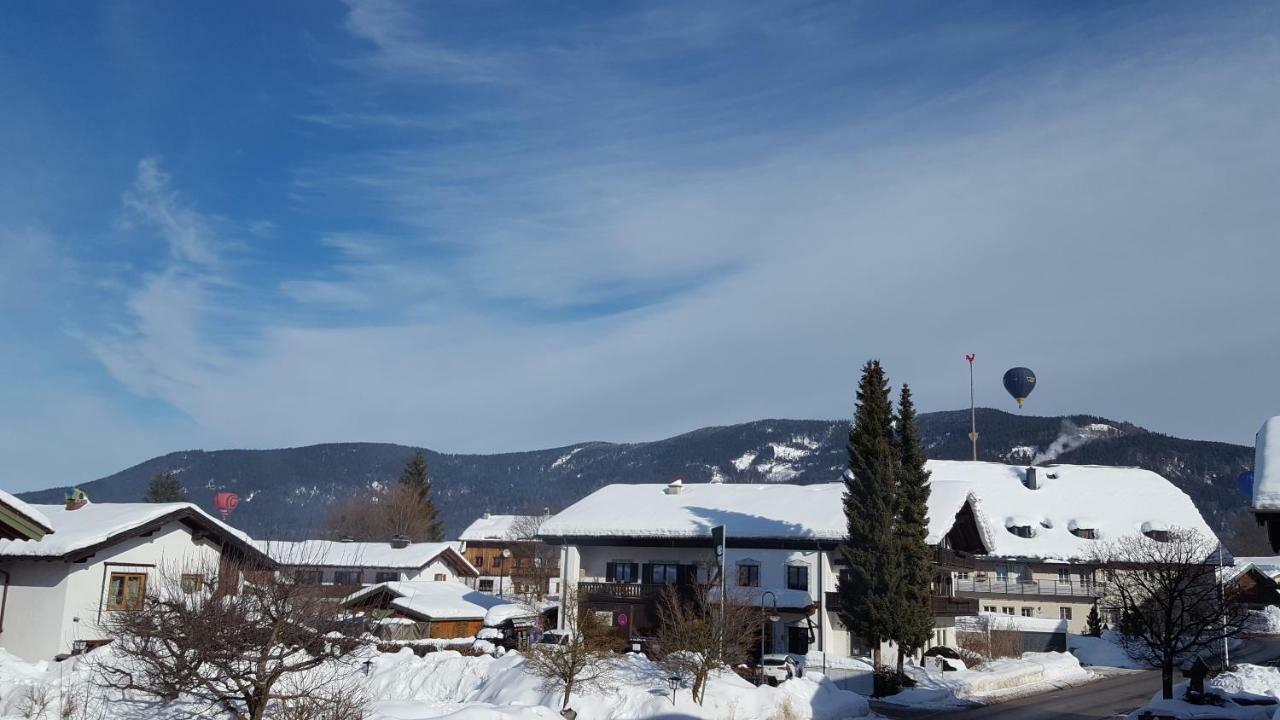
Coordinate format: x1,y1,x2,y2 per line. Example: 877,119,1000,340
1095,528,1246,699
505,513,559,603
95,561,365,720
328,484,442,543
522,593,615,711
650,579,763,704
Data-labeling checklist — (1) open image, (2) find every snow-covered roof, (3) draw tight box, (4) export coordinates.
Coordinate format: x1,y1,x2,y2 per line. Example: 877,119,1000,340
0,490,53,535
458,514,539,542
1254,416,1280,510
343,580,517,621
0,501,258,560
540,483,846,541
924,460,1224,562
256,540,476,574
1235,557,1280,580
541,460,1221,562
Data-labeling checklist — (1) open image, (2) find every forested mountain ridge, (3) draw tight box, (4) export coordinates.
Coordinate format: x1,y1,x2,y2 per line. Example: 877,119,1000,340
17,409,1262,551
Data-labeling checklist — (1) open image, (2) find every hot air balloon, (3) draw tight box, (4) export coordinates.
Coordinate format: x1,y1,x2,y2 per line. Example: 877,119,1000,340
1002,367,1037,407
214,491,240,520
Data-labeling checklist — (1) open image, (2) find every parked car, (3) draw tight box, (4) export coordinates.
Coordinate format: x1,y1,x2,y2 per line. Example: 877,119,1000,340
760,654,800,685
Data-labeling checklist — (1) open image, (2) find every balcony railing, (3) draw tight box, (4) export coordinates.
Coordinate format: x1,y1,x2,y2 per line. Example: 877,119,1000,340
578,581,689,604
934,546,978,570
953,578,1105,598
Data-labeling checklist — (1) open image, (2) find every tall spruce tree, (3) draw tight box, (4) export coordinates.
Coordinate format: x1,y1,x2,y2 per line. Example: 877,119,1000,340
837,360,900,668
893,384,935,676
397,451,443,541
143,471,186,503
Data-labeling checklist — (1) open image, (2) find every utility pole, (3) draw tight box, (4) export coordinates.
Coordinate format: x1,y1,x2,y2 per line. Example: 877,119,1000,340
966,354,978,461
1219,544,1230,667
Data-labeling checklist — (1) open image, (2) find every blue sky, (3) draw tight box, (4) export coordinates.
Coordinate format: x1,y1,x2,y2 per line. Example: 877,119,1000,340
2,1,1278,490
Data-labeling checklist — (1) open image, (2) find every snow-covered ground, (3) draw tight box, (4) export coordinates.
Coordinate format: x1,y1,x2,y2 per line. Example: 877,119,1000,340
1128,663,1280,719
1067,631,1148,670
0,645,871,720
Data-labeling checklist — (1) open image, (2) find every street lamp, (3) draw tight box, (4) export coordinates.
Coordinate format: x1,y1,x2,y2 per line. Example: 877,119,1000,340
499,547,512,598
760,590,780,682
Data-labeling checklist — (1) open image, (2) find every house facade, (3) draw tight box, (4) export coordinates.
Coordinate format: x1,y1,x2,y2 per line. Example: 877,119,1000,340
458,513,560,598
541,460,1226,657
258,539,477,595
0,498,273,662
927,461,1227,634
342,580,531,642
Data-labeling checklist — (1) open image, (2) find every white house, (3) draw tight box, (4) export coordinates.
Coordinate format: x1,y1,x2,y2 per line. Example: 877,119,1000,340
257,539,478,590
540,479,851,659
925,461,1226,634
0,497,273,662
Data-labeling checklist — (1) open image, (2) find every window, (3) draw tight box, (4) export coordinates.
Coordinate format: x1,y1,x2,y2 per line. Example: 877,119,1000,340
787,625,811,654
786,565,809,591
180,574,203,594
106,572,147,611
1001,606,1015,615
1057,568,1070,583
1060,607,1073,620
478,579,494,592
434,573,447,582
333,571,362,586
1070,527,1097,539
956,570,970,580
995,565,1009,581
493,556,504,568
292,570,322,585
983,605,997,613
375,571,399,583
650,563,679,584
473,555,485,568
606,561,638,583
737,562,760,588
1021,608,1033,617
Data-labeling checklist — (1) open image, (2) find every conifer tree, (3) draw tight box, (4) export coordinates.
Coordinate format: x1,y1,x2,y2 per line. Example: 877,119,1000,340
1086,603,1104,637
893,384,935,676
396,451,442,541
837,360,900,669
143,471,186,503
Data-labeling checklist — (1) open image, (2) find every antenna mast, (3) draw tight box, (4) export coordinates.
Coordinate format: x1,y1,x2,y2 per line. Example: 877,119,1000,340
966,354,978,461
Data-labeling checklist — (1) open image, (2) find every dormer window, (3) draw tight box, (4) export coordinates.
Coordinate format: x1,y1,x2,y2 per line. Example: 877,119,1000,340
1068,519,1099,540
1141,521,1172,542
1005,517,1036,538
1008,525,1033,539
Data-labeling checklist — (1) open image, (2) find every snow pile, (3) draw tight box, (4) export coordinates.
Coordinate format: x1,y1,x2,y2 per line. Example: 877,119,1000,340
1209,664,1280,699
887,652,1092,707
0,643,869,720
1248,606,1280,635
362,649,871,720
1067,631,1147,669
1127,667,1280,720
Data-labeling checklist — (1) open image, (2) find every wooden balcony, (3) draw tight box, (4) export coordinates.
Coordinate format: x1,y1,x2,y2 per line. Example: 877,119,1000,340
930,595,979,616
578,581,690,604
953,578,1105,598
934,546,978,570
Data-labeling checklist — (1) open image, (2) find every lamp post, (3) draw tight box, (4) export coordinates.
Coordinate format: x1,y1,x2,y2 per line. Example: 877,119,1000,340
668,675,680,706
760,590,780,683
499,547,512,598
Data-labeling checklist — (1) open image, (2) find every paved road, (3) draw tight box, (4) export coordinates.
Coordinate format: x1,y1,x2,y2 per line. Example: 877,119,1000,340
874,670,1158,720
873,637,1280,720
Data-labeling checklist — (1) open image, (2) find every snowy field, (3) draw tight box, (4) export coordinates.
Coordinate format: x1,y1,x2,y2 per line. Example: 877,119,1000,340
0,646,871,720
